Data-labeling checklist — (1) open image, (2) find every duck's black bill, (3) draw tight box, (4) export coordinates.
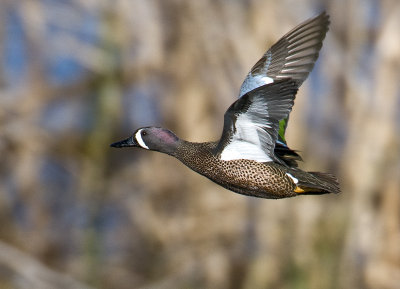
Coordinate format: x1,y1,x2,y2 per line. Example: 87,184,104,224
110,136,137,148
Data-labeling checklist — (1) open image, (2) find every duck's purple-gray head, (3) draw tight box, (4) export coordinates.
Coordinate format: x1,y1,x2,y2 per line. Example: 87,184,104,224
110,127,180,156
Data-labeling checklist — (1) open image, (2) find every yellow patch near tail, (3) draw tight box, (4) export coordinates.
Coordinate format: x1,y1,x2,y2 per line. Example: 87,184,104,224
294,186,306,193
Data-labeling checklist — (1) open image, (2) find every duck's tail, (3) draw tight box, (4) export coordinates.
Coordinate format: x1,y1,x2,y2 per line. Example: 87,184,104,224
294,171,340,195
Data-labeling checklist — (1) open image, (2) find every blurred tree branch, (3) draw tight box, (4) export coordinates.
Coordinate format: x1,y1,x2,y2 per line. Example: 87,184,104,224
0,241,94,289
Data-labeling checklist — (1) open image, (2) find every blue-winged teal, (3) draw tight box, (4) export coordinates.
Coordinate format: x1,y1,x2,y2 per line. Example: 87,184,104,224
111,12,340,199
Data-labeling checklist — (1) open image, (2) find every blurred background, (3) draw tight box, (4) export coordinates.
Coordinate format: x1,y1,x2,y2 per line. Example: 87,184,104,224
0,0,399,288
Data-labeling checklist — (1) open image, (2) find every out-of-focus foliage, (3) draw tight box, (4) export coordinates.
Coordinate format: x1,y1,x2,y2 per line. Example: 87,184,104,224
0,0,399,288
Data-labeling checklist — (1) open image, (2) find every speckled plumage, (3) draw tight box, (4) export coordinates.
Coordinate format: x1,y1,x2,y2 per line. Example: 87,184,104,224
110,12,340,199
176,141,296,198
174,141,338,199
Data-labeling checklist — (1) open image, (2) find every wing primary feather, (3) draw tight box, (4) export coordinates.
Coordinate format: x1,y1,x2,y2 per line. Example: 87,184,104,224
239,11,329,97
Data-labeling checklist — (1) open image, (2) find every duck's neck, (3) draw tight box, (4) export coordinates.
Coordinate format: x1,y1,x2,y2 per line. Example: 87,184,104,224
154,139,182,157
172,141,220,179
175,141,218,161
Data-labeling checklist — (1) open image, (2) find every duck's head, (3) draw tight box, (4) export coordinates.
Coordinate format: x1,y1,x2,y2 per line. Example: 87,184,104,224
110,127,180,156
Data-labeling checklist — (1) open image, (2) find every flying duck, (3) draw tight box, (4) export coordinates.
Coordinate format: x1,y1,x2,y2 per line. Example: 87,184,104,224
111,12,340,199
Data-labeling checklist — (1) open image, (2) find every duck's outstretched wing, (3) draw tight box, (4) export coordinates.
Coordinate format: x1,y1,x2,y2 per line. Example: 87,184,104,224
237,12,329,166
216,80,298,163
239,12,330,97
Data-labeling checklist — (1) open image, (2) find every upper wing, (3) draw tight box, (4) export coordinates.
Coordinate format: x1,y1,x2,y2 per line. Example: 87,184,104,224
239,12,329,97
216,80,298,163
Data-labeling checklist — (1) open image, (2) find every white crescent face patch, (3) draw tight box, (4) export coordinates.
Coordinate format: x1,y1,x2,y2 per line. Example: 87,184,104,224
135,129,149,149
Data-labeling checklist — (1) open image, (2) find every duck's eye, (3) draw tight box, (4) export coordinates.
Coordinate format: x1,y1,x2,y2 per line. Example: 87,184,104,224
141,130,147,136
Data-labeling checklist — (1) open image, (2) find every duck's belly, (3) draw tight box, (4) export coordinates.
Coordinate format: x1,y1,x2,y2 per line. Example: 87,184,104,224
197,159,297,199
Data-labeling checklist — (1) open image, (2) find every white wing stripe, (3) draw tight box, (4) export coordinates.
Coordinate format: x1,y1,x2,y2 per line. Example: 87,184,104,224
220,142,273,162
286,173,298,184
220,114,273,162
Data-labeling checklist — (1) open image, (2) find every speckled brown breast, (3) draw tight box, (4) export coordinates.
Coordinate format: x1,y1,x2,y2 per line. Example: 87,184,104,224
176,141,297,199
